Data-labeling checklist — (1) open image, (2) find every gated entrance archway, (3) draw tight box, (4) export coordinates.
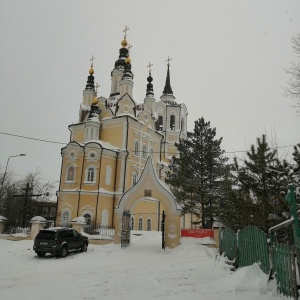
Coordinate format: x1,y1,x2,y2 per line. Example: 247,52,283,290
114,157,181,249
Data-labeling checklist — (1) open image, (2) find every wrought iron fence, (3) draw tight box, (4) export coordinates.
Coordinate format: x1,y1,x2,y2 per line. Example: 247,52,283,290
3,222,31,235
83,224,115,238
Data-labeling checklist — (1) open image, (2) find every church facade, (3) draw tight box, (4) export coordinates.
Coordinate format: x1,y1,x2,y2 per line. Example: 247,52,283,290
56,34,193,246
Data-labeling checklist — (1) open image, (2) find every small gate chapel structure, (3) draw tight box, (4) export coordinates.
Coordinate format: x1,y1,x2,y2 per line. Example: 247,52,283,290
56,31,187,248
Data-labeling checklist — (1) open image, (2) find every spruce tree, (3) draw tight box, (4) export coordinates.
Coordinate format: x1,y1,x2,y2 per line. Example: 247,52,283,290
233,135,290,232
166,117,228,228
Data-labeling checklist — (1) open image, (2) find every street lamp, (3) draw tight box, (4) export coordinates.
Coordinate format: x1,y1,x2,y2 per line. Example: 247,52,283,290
0,154,26,199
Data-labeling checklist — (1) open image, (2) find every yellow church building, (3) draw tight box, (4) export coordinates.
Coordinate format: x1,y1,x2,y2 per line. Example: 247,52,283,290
56,33,194,248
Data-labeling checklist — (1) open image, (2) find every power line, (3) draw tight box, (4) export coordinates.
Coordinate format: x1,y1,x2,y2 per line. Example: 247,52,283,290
0,130,297,156
0,131,66,145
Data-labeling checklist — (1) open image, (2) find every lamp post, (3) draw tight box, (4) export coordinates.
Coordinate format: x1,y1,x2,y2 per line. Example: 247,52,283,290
0,154,26,199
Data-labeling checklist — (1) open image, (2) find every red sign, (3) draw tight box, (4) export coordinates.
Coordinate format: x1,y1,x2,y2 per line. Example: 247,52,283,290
181,229,214,238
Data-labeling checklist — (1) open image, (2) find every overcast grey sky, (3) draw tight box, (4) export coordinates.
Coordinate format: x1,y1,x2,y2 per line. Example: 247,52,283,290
0,0,299,191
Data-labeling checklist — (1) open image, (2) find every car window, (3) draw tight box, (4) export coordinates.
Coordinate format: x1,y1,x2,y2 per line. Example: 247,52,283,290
36,231,55,240
58,230,74,239
73,230,80,237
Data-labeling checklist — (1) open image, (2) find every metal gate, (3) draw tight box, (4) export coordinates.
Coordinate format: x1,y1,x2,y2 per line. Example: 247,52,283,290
121,209,131,248
161,210,165,250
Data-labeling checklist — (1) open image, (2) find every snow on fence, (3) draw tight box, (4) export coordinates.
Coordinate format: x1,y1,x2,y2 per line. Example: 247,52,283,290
220,185,300,300
4,225,31,235
83,225,115,238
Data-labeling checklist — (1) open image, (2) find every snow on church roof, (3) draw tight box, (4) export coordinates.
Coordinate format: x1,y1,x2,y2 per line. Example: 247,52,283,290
81,139,125,151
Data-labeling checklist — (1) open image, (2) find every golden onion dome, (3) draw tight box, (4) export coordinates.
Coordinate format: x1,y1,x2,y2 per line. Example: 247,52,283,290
125,56,131,64
89,67,94,75
92,97,98,105
121,39,128,47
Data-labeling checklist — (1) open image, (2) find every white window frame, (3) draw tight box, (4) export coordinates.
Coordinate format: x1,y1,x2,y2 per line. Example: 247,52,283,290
66,165,76,182
85,166,97,183
170,114,175,130
132,172,138,187
134,140,139,156
147,218,151,231
142,144,147,159
138,217,143,231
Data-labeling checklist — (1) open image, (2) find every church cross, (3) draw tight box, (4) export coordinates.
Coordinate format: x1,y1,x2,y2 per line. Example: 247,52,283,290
147,62,153,73
165,56,172,66
95,83,100,94
123,26,129,39
90,55,95,67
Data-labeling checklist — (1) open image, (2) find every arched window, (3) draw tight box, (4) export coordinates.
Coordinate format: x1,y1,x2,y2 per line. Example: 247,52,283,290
66,165,75,181
170,115,175,130
90,128,94,139
142,144,147,159
87,167,95,182
131,217,134,230
181,117,184,131
158,115,163,131
132,173,137,187
134,141,139,156
62,211,70,227
84,213,92,226
138,218,143,230
147,218,151,231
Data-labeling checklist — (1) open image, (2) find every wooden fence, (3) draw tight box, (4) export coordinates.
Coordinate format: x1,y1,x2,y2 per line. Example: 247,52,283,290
220,186,299,299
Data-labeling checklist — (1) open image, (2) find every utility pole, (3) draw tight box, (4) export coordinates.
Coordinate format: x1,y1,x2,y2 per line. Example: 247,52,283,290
14,183,41,228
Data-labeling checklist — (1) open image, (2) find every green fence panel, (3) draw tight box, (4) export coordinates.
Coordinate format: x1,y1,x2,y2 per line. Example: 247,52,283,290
221,227,237,261
271,242,298,299
237,225,269,274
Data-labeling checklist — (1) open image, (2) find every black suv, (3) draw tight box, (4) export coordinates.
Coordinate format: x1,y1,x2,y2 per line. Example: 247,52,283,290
33,227,89,258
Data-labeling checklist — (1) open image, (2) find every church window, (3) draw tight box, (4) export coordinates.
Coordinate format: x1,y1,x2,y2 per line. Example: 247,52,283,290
147,218,151,231
89,152,96,159
83,213,92,226
170,115,175,130
70,152,75,159
66,165,75,181
132,173,137,187
138,217,143,230
87,167,95,182
134,141,139,156
62,210,70,227
142,144,147,159
181,117,184,131
157,115,163,131
90,128,94,139
131,217,134,230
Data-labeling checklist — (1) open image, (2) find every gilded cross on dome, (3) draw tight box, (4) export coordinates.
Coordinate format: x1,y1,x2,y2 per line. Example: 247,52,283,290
165,56,172,66
123,26,129,39
147,62,153,73
90,55,95,67
95,83,100,94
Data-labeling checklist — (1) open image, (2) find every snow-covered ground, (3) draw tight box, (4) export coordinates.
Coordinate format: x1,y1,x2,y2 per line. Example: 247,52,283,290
0,231,285,300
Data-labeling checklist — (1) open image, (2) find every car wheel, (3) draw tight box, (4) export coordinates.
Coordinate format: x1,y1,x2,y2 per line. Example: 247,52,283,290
81,243,88,252
61,246,68,258
37,252,45,257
